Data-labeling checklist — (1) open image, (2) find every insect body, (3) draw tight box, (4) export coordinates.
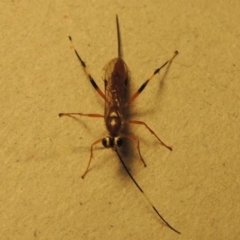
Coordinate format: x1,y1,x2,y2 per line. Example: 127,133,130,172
102,57,128,148
59,16,179,234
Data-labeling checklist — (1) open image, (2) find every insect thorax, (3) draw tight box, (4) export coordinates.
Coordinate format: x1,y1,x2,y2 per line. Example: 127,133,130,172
105,106,123,137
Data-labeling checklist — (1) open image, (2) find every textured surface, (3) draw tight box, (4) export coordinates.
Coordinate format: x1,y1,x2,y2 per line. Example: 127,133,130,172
1,1,240,239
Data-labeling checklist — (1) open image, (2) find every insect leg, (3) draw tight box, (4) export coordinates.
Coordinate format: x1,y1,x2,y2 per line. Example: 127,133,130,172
127,120,172,151
121,134,147,167
69,36,108,102
59,113,104,118
81,138,103,179
125,51,178,106
58,112,104,178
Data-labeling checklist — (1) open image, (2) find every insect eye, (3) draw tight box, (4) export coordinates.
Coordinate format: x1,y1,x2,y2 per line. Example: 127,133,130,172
102,137,110,148
115,137,123,147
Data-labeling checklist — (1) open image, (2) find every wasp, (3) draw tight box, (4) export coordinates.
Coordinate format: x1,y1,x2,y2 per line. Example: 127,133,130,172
59,16,179,234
